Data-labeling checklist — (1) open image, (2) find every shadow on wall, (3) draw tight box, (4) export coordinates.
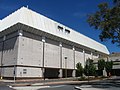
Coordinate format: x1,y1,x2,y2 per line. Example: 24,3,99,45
44,68,60,79
0,37,17,51
62,69,73,78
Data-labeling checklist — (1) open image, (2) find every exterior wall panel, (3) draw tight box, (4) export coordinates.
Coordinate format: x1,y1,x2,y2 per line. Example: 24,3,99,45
0,42,3,66
62,44,74,69
44,39,60,68
2,67,14,77
93,55,98,59
113,65,120,69
110,56,120,61
75,48,84,68
16,67,42,77
2,37,18,66
85,50,92,61
18,36,43,67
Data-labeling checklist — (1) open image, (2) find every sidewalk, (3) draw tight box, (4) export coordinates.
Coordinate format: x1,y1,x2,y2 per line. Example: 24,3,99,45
0,77,109,87
10,80,98,87
0,77,76,83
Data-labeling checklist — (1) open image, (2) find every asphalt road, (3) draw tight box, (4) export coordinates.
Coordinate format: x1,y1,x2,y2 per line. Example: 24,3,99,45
11,84,120,90
0,84,13,90
1,76,120,90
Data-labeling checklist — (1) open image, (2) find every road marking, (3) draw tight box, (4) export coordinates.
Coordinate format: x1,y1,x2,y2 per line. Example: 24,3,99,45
74,86,82,90
9,85,66,90
50,85,66,88
9,85,50,90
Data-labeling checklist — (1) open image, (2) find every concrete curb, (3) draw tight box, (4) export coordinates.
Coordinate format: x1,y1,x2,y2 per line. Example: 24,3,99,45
10,79,102,87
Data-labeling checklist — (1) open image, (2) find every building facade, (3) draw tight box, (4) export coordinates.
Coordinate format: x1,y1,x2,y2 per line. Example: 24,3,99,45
109,53,120,76
0,7,109,79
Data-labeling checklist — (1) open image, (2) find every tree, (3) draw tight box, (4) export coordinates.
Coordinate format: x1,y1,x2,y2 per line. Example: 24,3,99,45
98,59,105,70
97,59,105,76
76,62,83,76
84,58,96,76
105,60,113,76
87,0,120,46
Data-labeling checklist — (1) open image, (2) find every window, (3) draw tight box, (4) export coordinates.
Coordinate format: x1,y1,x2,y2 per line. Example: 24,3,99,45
58,26,63,32
65,29,70,34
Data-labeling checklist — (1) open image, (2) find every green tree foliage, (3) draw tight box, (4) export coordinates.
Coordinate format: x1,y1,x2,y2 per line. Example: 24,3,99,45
87,0,120,46
97,59,105,76
76,62,83,76
84,58,96,76
98,59,105,70
105,60,113,75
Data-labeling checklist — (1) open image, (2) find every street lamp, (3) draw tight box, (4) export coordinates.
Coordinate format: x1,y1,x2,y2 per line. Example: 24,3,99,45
64,57,67,78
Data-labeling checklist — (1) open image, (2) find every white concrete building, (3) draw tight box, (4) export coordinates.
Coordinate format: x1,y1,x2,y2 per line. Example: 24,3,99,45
0,7,109,79
109,53,120,76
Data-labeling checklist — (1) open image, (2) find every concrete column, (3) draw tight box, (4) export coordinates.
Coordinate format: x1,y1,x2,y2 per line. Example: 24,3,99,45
73,46,75,69
3,36,6,41
72,46,76,78
72,70,76,77
42,36,45,79
42,36,45,43
103,69,107,76
59,42,62,78
42,68,45,79
83,49,85,68
73,46,75,50
18,30,23,36
42,36,45,68
59,69,62,78
91,52,93,59
59,42,62,47
97,54,100,58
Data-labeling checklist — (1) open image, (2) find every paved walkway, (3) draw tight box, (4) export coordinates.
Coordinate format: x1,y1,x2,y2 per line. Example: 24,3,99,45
0,77,110,87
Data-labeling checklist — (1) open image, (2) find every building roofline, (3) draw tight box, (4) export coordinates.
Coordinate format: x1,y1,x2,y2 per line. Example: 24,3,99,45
0,7,110,55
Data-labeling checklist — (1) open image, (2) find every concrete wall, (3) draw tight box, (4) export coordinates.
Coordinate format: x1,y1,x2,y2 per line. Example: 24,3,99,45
85,50,92,61
75,47,84,68
113,65,120,69
0,32,19,77
1,67,15,77
17,34,43,67
93,54,98,60
2,37,18,66
0,42,3,66
44,38,60,68
0,30,106,78
16,67,42,77
110,56,120,61
62,44,74,69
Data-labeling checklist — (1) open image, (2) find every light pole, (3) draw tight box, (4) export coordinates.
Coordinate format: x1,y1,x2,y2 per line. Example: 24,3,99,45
65,57,67,78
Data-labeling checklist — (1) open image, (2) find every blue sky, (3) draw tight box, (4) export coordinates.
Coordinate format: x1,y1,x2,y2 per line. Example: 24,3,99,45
0,0,119,53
